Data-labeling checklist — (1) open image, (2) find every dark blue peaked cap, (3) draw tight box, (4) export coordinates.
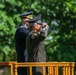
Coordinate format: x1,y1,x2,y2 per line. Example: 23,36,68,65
26,14,41,23
19,11,33,19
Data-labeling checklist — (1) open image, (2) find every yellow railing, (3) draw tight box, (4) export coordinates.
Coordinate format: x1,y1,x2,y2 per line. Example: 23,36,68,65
0,62,75,75
0,62,16,75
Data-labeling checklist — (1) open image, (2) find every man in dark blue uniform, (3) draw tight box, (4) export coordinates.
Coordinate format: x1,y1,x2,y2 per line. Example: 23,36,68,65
15,11,33,75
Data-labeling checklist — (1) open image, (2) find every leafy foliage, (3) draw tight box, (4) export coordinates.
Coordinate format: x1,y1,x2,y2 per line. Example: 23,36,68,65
0,0,76,62
44,1,76,62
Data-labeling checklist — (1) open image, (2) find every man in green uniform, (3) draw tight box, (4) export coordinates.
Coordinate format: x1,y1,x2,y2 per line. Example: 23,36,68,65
26,14,49,75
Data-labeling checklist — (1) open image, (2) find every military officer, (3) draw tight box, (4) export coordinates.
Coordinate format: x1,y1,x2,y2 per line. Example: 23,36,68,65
15,11,33,75
26,14,49,75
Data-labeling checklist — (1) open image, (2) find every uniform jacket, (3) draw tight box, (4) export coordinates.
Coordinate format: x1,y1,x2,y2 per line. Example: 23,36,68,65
26,25,49,75
15,23,29,62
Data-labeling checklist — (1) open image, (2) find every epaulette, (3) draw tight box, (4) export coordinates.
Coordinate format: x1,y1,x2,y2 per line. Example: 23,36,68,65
20,25,28,28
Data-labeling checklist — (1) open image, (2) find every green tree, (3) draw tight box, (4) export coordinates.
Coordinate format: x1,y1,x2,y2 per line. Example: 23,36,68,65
0,0,76,62
44,1,76,62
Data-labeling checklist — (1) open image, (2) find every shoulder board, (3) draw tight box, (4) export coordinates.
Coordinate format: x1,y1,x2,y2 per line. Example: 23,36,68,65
20,26,28,28
17,26,27,29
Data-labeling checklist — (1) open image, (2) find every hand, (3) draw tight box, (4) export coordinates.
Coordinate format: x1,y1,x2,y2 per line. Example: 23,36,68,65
42,22,48,27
